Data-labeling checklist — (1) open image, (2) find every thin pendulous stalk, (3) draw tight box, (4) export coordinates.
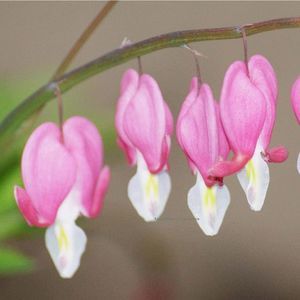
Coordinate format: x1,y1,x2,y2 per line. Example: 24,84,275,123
1,17,300,145
52,0,118,79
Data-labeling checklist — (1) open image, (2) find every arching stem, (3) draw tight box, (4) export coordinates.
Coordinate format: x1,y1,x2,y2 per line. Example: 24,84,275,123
1,17,300,145
54,86,64,142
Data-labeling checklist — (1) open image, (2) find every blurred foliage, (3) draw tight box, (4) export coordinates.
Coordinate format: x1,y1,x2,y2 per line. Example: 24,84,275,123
0,164,39,240
0,72,118,276
0,76,42,275
0,247,34,275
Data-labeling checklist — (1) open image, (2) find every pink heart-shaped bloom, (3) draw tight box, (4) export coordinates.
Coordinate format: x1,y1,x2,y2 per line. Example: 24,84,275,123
115,69,173,174
177,78,229,187
14,116,110,227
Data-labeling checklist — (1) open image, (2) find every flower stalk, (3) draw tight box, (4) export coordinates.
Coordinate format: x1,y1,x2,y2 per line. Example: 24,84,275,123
52,0,118,79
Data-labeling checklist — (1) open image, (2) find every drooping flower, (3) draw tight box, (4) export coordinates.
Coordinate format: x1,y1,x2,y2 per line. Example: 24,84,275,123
177,78,230,236
115,69,173,222
291,76,300,173
210,55,288,211
14,116,110,278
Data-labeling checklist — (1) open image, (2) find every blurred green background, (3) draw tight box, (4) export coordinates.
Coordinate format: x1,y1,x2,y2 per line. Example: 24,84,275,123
1,1,300,299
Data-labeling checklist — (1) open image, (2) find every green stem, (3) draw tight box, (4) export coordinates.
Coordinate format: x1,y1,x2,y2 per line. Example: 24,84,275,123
1,16,300,145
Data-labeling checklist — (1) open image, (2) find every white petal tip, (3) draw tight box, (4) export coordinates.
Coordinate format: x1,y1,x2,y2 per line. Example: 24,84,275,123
45,221,87,278
188,173,230,237
297,153,300,174
249,205,263,212
145,218,158,223
128,158,171,222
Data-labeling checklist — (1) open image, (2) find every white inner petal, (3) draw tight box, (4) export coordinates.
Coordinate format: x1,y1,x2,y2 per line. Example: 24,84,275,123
127,153,171,222
45,220,87,278
297,152,300,174
45,186,87,278
188,172,230,236
237,143,270,211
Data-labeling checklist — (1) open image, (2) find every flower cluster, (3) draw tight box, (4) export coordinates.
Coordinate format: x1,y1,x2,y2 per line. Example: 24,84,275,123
16,53,300,278
115,54,289,236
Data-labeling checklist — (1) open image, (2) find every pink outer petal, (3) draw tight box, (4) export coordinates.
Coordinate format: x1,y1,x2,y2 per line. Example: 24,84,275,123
176,77,198,148
123,73,172,173
249,55,278,149
215,102,230,160
164,102,174,136
14,186,51,227
215,60,267,176
87,166,110,218
116,137,136,166
291,76,300,124
176,77,199,171
115,69,139,165
21,123,77,225
265,146,288,163
177,82,219,186
63,116,107,218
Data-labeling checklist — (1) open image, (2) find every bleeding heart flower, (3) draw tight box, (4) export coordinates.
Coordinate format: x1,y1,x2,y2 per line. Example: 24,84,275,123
211,55,288,211
235,55,288,211
14,116,110,278
291,76,300,173
177,77,230,236
115,69,173,222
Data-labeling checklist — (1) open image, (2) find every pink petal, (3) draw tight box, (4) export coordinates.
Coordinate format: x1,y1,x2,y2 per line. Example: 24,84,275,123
177,82,219,186
249,55,278,149
21,123,77,225
213,60,267,176
291,76,300,124
164,102,174,136
88,166,110,218
115,69,139,165
14,186,50,227
265,146,288,163
63,116,107,218
176,77,198,148
123,73,172,173
116,137,136,166
214,102,230,160
176,77,199,170
209,154,249,178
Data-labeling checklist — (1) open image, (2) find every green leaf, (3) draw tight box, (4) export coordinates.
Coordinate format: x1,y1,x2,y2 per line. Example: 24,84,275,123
0,247,34,275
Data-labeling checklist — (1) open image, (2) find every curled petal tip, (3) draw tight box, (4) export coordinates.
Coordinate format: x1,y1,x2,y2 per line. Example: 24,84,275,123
209,155,250,178
264,146,288,163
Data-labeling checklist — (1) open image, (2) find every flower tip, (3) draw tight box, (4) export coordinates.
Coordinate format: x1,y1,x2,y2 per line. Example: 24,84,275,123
209,155,250,178
249,203,263,212
265,146,289,163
